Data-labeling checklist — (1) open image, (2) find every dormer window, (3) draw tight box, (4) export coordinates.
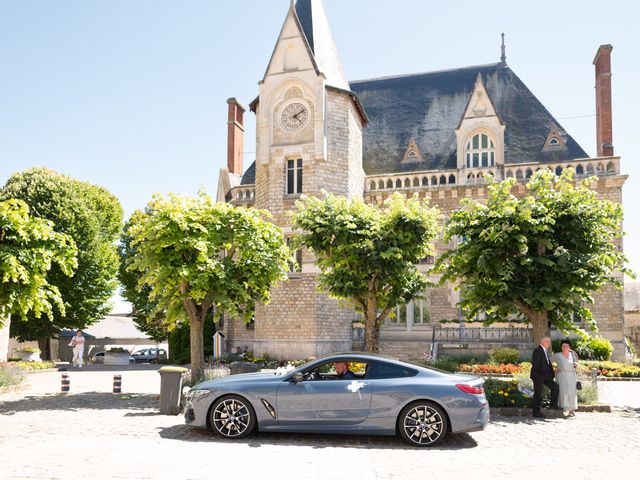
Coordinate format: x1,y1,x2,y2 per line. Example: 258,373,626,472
465,133,495,168
549,137,560,146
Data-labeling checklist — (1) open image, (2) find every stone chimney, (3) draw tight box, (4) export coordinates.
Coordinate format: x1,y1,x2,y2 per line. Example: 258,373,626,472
593,44,614,157
226,97,245,174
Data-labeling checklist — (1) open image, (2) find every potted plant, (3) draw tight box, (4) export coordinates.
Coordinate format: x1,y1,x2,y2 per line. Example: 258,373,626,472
15,346,41,362
104,347,131,366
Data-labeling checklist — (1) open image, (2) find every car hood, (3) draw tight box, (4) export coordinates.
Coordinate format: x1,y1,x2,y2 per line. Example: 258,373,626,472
195,372,282,390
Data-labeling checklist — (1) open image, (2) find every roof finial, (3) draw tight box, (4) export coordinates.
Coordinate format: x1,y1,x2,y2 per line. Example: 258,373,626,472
500,32,507,65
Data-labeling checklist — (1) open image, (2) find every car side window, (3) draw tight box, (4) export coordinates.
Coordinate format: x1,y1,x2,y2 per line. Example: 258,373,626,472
366,361,417,379
303,361,368,381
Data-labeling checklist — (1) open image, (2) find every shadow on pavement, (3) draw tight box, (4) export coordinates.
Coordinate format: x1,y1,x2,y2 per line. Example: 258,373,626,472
0,392,159,415
157,424,478,450
616,406,640,419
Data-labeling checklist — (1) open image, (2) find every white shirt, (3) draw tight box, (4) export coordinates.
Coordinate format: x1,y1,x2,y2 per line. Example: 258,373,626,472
71,335,85,347
541,346,549,363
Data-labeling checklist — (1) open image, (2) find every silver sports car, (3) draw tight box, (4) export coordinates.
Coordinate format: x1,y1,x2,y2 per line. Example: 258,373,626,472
184,353,489,446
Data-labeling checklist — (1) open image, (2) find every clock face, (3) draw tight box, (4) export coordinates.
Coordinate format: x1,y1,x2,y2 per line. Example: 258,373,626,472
280,102,309,132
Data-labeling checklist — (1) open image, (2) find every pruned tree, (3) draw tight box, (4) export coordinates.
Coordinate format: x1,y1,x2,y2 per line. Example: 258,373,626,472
435,169,633,344
0,199,77,360
125,192,290,379
293,192,440,352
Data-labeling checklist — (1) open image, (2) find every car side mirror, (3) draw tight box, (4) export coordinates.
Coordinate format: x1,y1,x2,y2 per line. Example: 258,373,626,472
290,372,304,383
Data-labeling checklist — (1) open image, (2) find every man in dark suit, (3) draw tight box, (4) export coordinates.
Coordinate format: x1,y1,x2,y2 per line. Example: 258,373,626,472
530,336,560,418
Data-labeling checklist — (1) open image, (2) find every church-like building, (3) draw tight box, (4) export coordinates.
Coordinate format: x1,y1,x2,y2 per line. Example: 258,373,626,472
217,0,626,360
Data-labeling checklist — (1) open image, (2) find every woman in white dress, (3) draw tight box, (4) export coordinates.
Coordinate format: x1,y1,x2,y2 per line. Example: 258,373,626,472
553,340,579,416
69,330,86,368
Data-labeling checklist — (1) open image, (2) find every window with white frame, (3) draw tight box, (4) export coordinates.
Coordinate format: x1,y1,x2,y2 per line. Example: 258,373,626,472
389,296,430,326
286,158,303,194
465,133,495,168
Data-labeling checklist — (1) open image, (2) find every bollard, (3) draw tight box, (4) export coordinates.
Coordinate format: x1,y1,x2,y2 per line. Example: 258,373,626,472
61,373,70,394
113,374,122,394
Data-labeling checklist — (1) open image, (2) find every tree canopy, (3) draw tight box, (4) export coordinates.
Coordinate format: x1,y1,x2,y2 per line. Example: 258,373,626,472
125,192,290,378
0,168,123,345
293,192,440,352
435,169,633,344
0,199,77,323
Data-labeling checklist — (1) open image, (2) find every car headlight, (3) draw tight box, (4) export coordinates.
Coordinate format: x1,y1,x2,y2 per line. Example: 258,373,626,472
186,389,212,399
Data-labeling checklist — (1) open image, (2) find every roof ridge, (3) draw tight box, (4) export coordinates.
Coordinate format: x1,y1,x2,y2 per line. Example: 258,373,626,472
350,62,504,84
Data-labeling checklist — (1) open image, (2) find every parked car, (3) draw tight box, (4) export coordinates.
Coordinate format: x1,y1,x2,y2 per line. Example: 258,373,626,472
184,352,489,446
131,348,167,363
91,351,135,364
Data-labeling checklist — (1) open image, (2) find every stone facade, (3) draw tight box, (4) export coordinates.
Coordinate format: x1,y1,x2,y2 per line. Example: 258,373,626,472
217,1,628,361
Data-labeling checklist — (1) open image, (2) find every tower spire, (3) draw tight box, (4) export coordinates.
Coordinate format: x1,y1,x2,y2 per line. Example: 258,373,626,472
500,32,507,65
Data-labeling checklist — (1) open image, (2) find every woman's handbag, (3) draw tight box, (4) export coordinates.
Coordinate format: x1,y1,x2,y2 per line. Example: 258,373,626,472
576,381,582,390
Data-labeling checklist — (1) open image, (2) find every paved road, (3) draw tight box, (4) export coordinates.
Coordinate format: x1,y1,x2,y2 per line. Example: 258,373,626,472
1,368,639,480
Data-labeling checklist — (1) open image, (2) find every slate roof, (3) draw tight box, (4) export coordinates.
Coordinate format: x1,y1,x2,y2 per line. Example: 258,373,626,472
350,63,589,175
240,62,589,184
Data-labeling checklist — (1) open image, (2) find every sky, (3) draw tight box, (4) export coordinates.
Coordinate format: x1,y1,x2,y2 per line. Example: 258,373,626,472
1,0,639,279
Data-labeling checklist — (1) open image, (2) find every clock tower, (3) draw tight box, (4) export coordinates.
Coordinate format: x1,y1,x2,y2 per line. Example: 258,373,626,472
243,0,367,358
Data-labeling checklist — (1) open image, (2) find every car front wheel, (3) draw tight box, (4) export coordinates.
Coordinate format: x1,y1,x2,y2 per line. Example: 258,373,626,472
209,395,256,439
398,401,448,447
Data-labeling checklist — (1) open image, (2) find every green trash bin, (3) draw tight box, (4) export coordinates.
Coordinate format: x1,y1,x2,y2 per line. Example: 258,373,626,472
158,366,188,415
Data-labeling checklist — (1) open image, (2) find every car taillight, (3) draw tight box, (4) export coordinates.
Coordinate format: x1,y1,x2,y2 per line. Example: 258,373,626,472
456,384,484,395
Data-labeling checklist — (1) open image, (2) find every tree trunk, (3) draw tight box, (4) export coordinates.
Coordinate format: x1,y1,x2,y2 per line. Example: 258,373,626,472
189,314,205,381
37,337,51,361
529,310,550,347
364,295,379,353
0,313,10,362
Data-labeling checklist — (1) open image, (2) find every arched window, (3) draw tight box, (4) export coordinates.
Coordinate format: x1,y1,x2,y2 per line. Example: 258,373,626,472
549,137,559,146
431,176,437,186
422,177,428,186
395,179,402,188
516,169,523,180
555,166,562,176
413,178,420,187
506,170,513,178
448,175,456,184
606,162,615,174
370,181,376,191
467,173,475,184
439,175,446,185
378,180,384,190
525,168,533,179
465,133,495,168
404,178,411,188
386,179,393,189
576,165,584,176
586,164,594,175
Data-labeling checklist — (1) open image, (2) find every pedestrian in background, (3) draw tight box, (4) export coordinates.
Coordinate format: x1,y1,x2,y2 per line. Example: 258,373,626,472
69,329,85,368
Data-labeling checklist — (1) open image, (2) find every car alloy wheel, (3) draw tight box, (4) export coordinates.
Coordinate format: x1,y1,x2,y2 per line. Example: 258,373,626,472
399,402,447,447
210,395,255,439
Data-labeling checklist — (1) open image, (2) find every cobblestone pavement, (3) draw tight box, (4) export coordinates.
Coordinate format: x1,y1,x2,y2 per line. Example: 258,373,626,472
1,369,639,480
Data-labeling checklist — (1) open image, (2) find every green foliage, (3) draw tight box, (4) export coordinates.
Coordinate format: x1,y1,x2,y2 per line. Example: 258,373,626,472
0,363,25,388
432,356,460,373
124,192,290,377
1,168,122,340
435,169,633,341
488,347,520,364
107,347,129,353
167,318,215,365
293,192,440,351
0,199,77,323
118,219,167,342
552,336,613,360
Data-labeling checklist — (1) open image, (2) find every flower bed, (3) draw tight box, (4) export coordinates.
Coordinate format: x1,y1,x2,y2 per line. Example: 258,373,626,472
458,363,522,375
483,378,532,408
578,361,640,378
7,360,57,371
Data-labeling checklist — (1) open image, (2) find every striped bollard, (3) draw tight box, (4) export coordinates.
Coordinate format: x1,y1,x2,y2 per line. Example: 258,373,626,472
113,374,122,394
61,373,70,394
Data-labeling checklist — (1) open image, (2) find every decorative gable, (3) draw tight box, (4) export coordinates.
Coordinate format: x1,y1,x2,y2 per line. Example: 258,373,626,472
402,138,423,163
542,124,568,150
455,73,505,172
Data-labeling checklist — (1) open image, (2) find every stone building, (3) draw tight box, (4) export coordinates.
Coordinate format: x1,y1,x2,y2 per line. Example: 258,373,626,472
217,0,627,360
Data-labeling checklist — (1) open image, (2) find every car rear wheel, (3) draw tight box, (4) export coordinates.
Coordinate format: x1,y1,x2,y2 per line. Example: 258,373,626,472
210,395,256,439
398,401,448,447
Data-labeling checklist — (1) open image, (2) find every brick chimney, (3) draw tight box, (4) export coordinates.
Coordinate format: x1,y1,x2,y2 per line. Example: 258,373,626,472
593,44,614,157
226,97,245,174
